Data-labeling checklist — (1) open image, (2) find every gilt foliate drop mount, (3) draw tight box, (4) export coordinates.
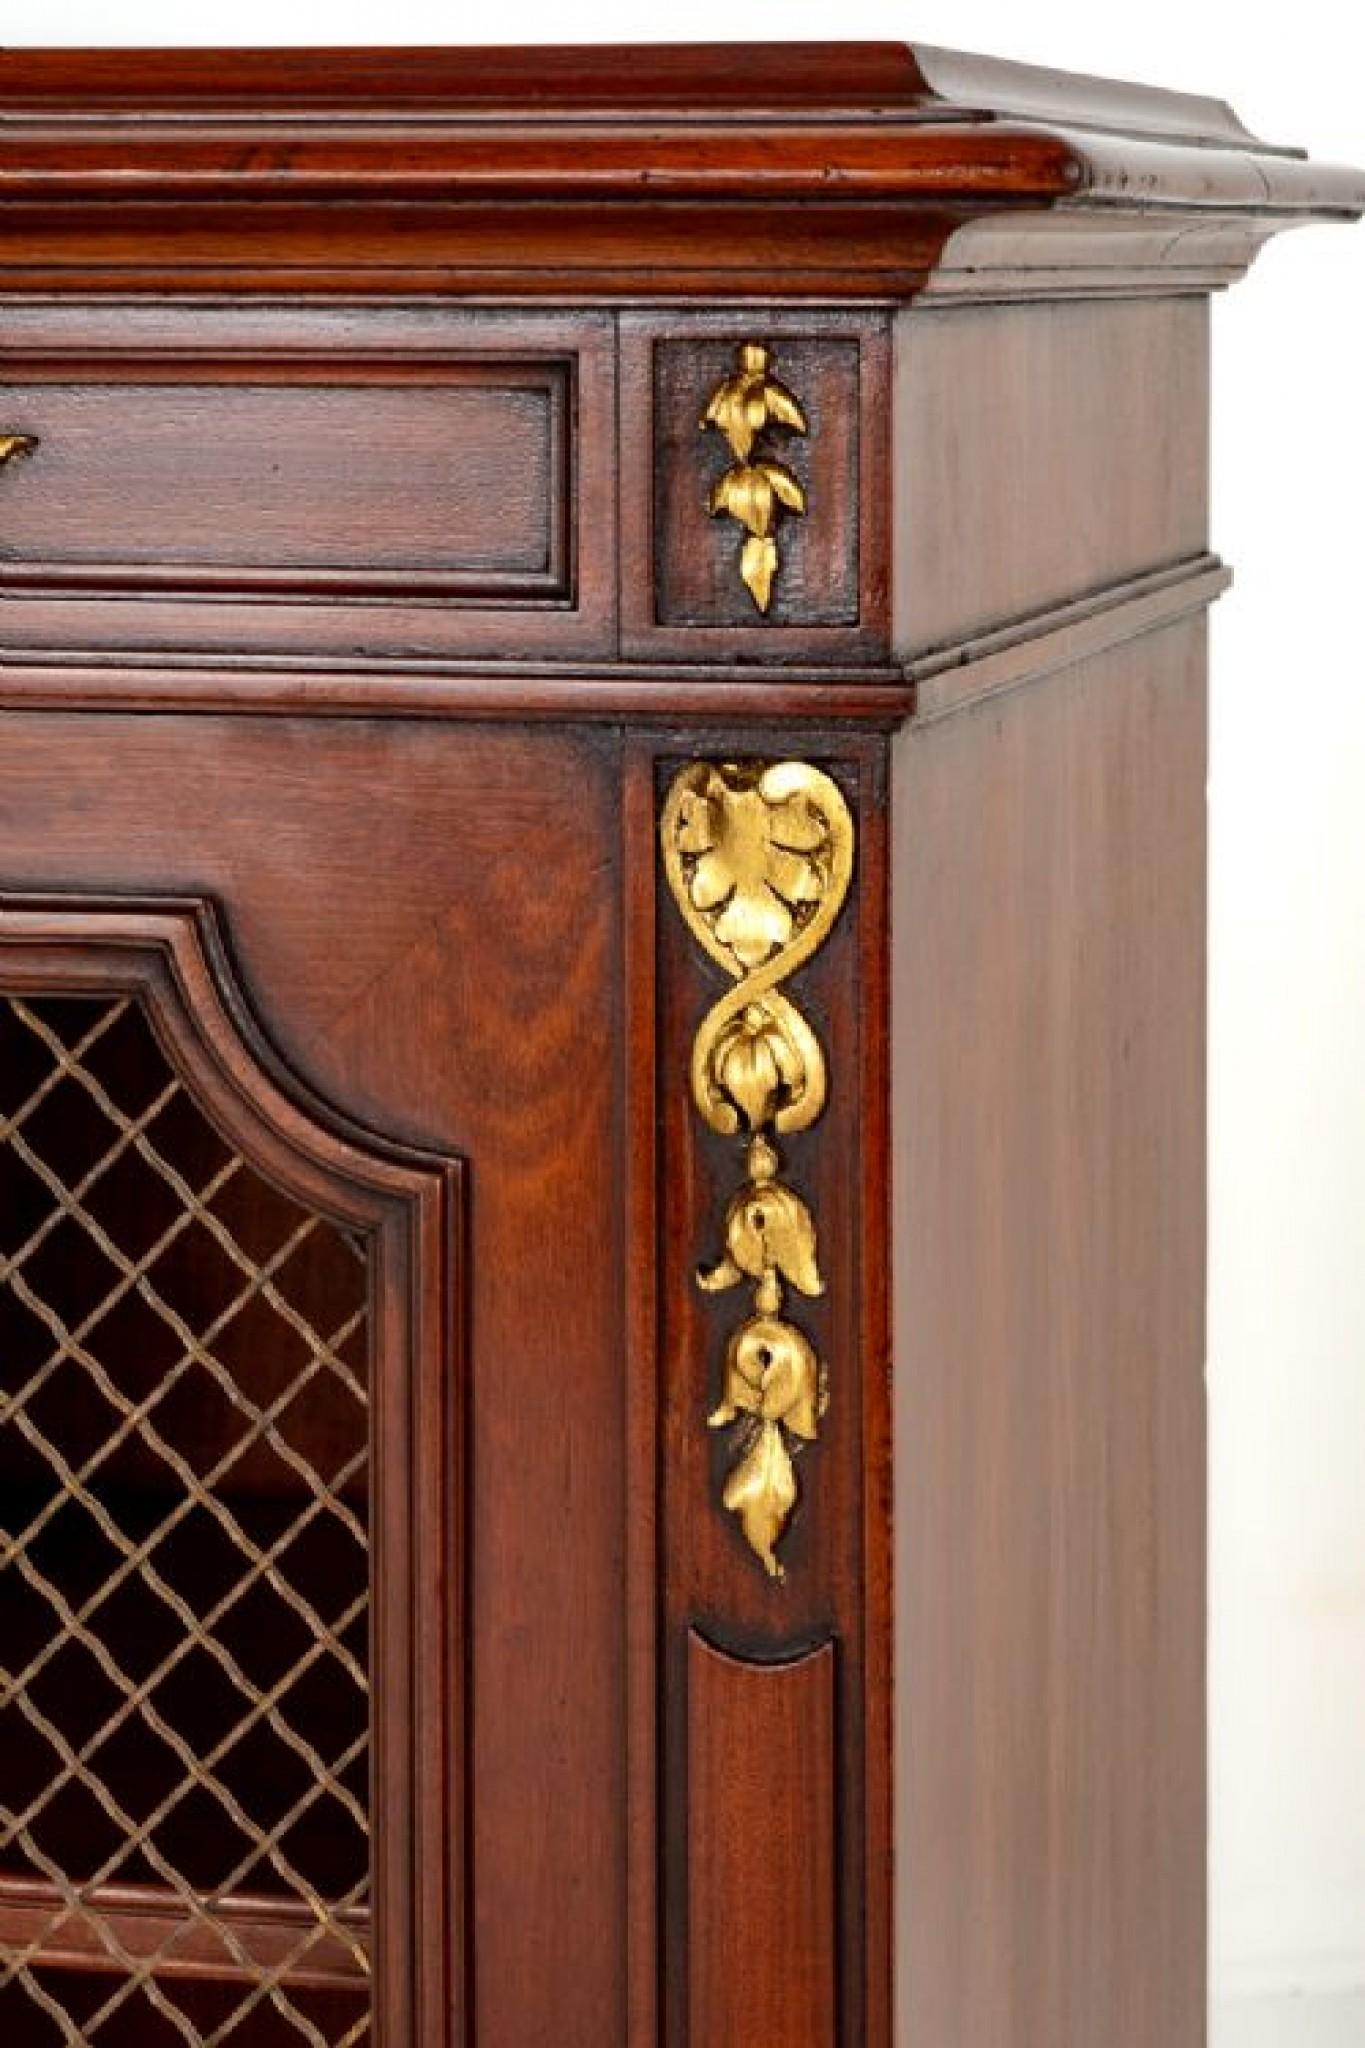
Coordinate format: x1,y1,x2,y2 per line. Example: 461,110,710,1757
661,760,853,1578
701,342,808,614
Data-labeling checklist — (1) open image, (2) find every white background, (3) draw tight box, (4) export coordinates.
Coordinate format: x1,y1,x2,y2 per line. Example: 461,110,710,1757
4,3,1362,2041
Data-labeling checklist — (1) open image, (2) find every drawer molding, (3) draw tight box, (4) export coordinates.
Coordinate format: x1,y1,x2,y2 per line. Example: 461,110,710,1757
0,359,573,603
0,308,618,663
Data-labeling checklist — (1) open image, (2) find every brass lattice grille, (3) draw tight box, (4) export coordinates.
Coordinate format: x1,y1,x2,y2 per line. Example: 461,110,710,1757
0,993,372,2046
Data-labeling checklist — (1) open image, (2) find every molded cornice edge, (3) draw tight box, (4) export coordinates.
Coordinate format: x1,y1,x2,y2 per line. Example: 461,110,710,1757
0,42,1359,299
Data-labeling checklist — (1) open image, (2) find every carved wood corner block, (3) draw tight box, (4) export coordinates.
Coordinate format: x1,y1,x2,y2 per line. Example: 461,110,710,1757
660,759,854,1579
630,321,881,657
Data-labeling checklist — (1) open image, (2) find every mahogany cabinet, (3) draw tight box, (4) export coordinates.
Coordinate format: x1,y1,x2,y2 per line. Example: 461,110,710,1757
0,41,1358,2048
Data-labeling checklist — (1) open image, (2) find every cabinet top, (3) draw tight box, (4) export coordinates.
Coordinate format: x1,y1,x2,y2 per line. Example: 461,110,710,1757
0,40,1360,297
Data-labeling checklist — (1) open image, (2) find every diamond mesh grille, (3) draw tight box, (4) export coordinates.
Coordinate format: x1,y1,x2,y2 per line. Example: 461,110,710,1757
0,993,372,2046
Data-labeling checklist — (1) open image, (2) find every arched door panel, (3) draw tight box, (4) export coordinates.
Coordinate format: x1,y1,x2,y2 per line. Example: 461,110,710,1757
0,897,462,2048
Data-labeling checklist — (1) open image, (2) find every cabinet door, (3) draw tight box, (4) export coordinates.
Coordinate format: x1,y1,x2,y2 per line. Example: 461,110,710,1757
0,894,457,2048
0,715,629,2046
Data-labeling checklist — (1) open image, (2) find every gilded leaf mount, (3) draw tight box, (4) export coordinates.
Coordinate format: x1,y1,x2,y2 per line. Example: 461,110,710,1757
661,759,852,1141
701,342,808,614
661,760,853,1579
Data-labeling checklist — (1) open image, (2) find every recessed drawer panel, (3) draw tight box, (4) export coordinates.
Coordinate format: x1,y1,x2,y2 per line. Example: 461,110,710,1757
0,369,569,594
0,309,615,662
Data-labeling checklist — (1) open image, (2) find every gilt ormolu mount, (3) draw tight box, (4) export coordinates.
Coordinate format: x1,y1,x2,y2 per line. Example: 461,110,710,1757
661,759,853,1577
0,37,1358,2048
700,344,809,613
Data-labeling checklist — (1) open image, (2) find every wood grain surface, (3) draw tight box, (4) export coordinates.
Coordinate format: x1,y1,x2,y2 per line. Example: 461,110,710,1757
0,367,570,593
0,309,617,663
0,38,1355,2048
0,43,1356,296
619,313,891,667
893,297,1210,655
651,730,892,2048
0,722,627,2047
686,1632,838,2048
892,620,1208,2048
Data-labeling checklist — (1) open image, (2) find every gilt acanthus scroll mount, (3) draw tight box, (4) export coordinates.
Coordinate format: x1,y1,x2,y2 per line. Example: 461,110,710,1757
661,759,854,1579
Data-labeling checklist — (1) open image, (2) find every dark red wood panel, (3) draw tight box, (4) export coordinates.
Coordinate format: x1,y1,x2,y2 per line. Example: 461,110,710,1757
0,715,628,2047
0,310,617,662
892,297,1210,655
653,336,859,631
651,733,892,2048
686,1633,838,2048
0,368,568,594
891,623,1208,2048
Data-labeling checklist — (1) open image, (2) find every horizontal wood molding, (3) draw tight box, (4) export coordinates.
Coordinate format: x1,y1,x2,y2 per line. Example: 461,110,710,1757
0,558,1230,728
907,554,1233,722
0,1877,368,1991
0,44,1357,297
0,656,915,725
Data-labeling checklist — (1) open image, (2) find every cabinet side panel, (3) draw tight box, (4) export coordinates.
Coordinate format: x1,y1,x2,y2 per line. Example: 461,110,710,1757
893,297,1209,656
891,624,1208,2048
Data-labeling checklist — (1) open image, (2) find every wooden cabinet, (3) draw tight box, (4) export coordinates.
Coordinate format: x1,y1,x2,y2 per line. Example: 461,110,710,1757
0,41,1358,2048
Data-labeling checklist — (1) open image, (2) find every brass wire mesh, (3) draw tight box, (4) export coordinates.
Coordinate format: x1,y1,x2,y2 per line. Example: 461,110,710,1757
0,994,373,2046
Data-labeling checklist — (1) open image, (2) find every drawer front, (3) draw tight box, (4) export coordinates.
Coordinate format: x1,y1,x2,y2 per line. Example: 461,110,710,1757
0,368,571,597
0,309,615,662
